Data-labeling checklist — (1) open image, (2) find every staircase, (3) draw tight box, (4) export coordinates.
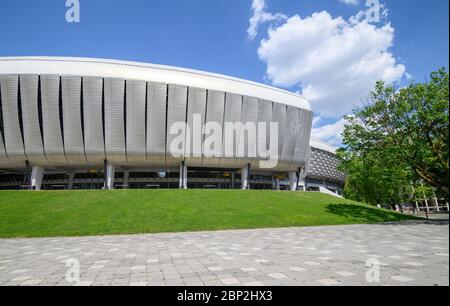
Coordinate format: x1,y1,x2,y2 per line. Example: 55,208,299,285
318,187,342,198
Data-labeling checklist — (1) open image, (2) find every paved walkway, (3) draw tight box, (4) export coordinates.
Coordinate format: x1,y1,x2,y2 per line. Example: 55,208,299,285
0,222,448,286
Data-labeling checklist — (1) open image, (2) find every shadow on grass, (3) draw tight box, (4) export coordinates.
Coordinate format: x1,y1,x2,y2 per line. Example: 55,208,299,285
326,204,416,223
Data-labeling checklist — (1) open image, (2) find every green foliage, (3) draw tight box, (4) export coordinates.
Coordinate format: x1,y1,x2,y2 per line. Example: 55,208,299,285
339,68,449,204
337,147,413,206
412,184,434,202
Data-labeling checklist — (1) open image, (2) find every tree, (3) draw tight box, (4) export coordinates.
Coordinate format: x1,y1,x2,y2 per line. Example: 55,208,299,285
337,146,414,208
339,68,449,203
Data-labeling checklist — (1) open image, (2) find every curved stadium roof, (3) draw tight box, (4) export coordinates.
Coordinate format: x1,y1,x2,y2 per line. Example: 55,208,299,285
310,138,337,154
0,57,311,111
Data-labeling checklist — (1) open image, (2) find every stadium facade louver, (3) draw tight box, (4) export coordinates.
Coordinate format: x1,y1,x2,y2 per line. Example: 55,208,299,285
0,57,344,194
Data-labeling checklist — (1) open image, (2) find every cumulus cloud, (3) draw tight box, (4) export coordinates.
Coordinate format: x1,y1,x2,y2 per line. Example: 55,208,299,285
257,10,406,117
247,0,287,40
312,117,347,148
312,116,323,127
247,1,405,146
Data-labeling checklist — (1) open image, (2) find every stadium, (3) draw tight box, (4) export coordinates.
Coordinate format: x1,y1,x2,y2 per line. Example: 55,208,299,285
0,57,344,194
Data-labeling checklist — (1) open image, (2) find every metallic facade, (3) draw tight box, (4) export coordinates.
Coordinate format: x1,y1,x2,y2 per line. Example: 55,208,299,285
0,57,312,174
307,138,346,194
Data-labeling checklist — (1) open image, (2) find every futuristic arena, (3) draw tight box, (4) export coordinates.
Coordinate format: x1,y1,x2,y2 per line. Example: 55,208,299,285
0,57,344,194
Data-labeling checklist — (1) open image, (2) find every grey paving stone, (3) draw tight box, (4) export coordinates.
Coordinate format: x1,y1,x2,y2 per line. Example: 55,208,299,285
0,222,448,286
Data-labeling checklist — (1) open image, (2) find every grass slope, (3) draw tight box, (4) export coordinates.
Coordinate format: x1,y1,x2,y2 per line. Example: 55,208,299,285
0,190,420,238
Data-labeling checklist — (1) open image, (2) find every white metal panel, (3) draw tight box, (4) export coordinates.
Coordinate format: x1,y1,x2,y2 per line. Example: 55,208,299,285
166,84,187,168
202,90,225,168
303,145,311,177
0,57,311,111
185,87,207,167
40,75,67,165
279,106,298,171
19,75,47,166
0,81,9,168
272,102,286,164
0,59,320,175
126,80,146,164
83,76,105,165
104,78,126,165
61,76,86,165
220,92,242,168
0,133,8,168
291,109,313,170
146,82,167,167
236,96,258,168
253,99,272,169
0,57,317,175
0,75,26,166
0,132,6,167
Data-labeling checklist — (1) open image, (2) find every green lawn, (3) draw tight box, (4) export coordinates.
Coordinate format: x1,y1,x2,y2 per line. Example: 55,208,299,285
0,190,420,238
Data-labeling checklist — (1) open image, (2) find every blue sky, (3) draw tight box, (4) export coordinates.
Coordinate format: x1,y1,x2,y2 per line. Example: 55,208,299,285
0,0,448,146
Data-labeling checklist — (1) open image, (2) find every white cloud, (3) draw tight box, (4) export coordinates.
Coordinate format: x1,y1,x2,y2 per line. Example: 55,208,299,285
312,116,322,127
257,10,406,118
312,117,347,148
247,0,287,40
340,0,360,5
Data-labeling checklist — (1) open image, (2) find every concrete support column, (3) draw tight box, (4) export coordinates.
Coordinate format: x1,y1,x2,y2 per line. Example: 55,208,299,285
297,179,306,191
271,177,276,190
289,171,297,191
298,169,306,191
179,164,183,189
231,173,235,189
123,171,130,189
30,166,44,190
179,162,187,189
446,202,449,212
25,160,31,187
241,165,249,190
105,163,115,190
276,178,280,191
68,172,75,190
183,164,188,189
22,173,28,187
